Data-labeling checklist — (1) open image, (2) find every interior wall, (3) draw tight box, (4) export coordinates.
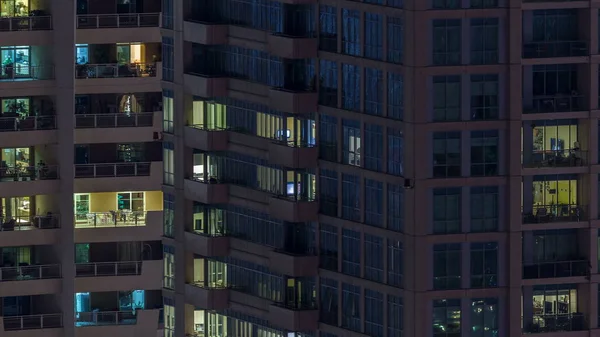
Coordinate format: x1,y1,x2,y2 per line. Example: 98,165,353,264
35,194,59,214
34,143,58,165
85,191,163,212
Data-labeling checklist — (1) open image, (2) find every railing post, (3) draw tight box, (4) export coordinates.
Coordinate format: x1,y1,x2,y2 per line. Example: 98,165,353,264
114,262,118,275
40,315,44,329
94,263,97,276
96,15,99,29
117,14,120,28
20,316,23,330
93,164,97,177
94,114,98,128
93,213,97,227
137,14,140,27
136,262,139,275
13,118,16,131
39,265,42,279
134,162,138,176
114,113,118,127
9,18,11,31
113,163,117,177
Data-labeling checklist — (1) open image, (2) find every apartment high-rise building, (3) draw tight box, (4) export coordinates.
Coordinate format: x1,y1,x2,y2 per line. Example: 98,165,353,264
0,1,165,336
159,0,600,337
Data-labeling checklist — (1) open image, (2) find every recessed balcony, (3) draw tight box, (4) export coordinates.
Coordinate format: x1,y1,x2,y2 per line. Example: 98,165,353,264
75,210,163,243
74,260,162,292
0,65,55,96
267,304,318,331
77,13,160,29
184,230,230,257
2,314,63,334
184,283,229,310
183,125,229,152
184,179,229,204
0,16,51,31
75,112,159,144
0,214,60,247
0,264,61,297
74,162,161,192
522,313,586,333
523,260,588,279
522,150,587,169
76,63,157,79
0,165,59,197
74,309,160,336
76,13,161,44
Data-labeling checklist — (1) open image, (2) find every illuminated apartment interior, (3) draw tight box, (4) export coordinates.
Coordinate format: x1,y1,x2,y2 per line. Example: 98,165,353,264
73,191,162,227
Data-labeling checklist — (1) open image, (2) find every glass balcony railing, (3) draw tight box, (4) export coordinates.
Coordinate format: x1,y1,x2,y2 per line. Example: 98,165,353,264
74,162,150,178
0,264,61,281
0,16,52,31
75,211,146,227
521,150,586,168
1,214,59,230
75,311,136,326
75,112,153,128
522,260,588,279
75,261,142,277
0,165,58,181
522,313,586,333
75,63,157,79
522,204,585,224
522,41,588,58
523,95,584,114
0,65,54,81
0,115,56,131
76,13,160,29
3,314,63,330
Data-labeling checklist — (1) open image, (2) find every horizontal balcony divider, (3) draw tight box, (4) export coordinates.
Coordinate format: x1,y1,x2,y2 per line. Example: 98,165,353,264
0,264,61,281
3,313,63,330
522,204,585,224
75,211,146,227
76,13,160,29
0,165,58,180
0,65,54,81
75,63,157,79
74,162,151,178
1,213,59,230
75,112,153,128
0,115,56,132
75,310,137,326
522,259,588,279
75,261,142,277
0,16,52,31
521,150,587,168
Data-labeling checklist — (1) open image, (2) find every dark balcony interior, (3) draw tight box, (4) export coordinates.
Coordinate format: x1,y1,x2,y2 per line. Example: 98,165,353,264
74,142,162,165
521,119,587,168
0,145,58,181
74,241,162,264
75,93,161,115
522,284,588,333
522,174,588,224
0,294,62,318
0,245,58,268
522,64,588,114
522,9,588,59
75,290,162,313
187,0,315,37
75,43,161,78
186,43,315,92
522,229,589,279
186,150,316,201
0,96,55,131
0,195,59,230
76,0,161,15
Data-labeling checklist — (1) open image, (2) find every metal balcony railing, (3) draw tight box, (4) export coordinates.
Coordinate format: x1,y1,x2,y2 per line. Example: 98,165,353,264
0,65,54,81
76,13,160,29
3,313,63,330
74,162,150,178
0,16,52,31
522,150,586,168
1,214,60,230
75,112,153,128
75,211,145,227
0,165,59,180
522,260,588,279
75,63,157,79
523,95,584,114
522,41,588,58
75,311,137,326
75,261,142,277
0,116,56,131
522,313,586,333
522,204,585,224
0,264,61,281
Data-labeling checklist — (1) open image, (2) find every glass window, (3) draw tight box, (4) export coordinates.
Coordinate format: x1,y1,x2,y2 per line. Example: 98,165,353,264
117,192,144,212
388,72,404,120
342,9,360,56
433,299,461,337
470,242,498,288
163,193,175,238
1,46,31,78
388,295,404,337
528,284,579,332
432,19,461,66
74,193,90,222
529,174,578,213
365,68,383,116
320,278,339,325
319,5,337,52
342,119,361,166
163,142,174,185
433,131,461,178
470,18,499,64
471,130,499,176
433,187,461,234
163,90,174,133
433,244,462,290
388,239,403,287
471,74,499,120
319,224,338,270
341,228,360,276
470,186,498,232
471,298,498,336
388,128,404,176
76,44,89,65
365,179,383,227
1,97,30,117
364,234,383,282
342,173,360,221
341,283,361,331
387,17,403,64
364,290,384,337
319,60,338,107
0,0,29,17
433,75,461,122
470,0,498,8
319,169,338,217
163,245,175,289
388,183,404,232
364,124,383,171
433,0,460,9
364,13,383,60
162,37,174,81
342,64,361,111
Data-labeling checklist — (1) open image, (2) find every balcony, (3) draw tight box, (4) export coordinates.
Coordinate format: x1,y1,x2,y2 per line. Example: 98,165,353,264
0,165,59,197
184,231,230,257
522,150,586,168
0,214,60,247
268,250,318,277
522,204,585,224
76,310,135,326
522,260,588,279
0,65,55,96
74,260,162,292
2,314,63,333
268,196,318,222
74,162,161,192
183,73,228,97
0,16,51,31
267,304,318,331
75,63,161,94
183,20,229,45
76,63,157,79
267,142,317,168
266,34,318,59
183,126,229,152
0,264,61,297
522,41,588,59
522,313,586,333
184,179,229,204
184,283,229,310
75,210,162,243
76,13,161,44
75,112,160,144
268,88,318,114
77,13,160,29
523,96,585,114
74,309,160,337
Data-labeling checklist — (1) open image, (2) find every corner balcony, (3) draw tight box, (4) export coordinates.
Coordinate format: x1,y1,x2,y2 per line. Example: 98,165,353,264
75,112,160,144
0,165,59,198
74,309,160,337
183,125,229,152
0,16,53,46
267,304,318,331
268,88,318,114
184,230,230,257
0,214,60,247
183,20,229,45
0,264,61,297
267,142,317,168
75,63,161,94
1,314,63,336
267,34,318,59
0,116,56,148
522,204,586,224
268,196,318,222
522,260,588,280
184,283,229,310
74,162,161,193
0,65,55,97
184,178,229,204
268,250,318,277
76,13,161,44
74,210,163,243
74,260,162,292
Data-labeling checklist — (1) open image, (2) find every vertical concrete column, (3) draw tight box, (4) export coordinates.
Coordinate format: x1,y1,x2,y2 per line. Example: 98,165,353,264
52,0,75,334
